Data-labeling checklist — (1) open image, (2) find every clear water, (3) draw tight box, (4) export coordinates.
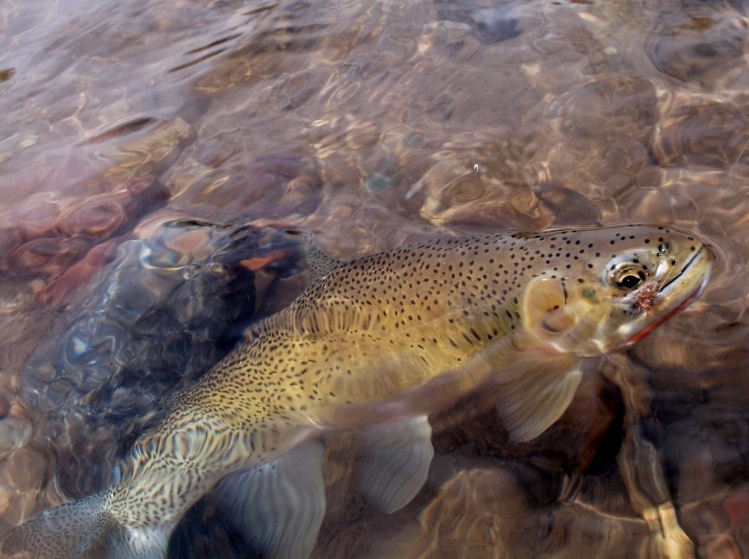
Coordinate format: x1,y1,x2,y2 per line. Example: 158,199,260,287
0,0,748,557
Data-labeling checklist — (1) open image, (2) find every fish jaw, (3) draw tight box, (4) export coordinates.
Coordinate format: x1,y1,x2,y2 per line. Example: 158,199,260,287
604,242,713,352
617,253,712,348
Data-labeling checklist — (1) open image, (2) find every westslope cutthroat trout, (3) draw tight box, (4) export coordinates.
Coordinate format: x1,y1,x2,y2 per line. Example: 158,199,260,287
3,224,713,559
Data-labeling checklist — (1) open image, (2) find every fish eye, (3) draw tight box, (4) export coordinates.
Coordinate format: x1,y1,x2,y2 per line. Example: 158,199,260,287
606,261,648,292
618,273,643,289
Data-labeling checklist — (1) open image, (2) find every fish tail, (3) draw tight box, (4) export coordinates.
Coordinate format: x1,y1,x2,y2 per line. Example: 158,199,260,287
2,493,168,559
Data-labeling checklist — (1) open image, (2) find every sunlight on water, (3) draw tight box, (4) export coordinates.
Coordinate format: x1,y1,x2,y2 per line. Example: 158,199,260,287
0,0,748,557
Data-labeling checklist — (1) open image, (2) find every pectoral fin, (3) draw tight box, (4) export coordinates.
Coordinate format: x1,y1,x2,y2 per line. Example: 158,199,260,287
495,356,583,442
357,415,433,513
212,441,326,559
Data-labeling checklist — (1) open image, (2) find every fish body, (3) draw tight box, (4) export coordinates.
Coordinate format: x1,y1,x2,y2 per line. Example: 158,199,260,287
3,225,712,559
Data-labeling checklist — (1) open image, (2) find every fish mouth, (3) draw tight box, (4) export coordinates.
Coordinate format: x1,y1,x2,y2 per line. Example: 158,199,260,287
658,245,710,299
621,245,712,347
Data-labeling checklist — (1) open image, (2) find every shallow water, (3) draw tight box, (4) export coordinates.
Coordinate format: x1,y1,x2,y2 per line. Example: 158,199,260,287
1,0,749,557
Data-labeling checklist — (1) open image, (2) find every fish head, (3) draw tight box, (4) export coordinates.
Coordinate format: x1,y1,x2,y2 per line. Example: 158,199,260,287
518,225,713,357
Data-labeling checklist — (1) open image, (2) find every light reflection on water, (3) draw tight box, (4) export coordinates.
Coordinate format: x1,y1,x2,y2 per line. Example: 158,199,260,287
0,0,748,557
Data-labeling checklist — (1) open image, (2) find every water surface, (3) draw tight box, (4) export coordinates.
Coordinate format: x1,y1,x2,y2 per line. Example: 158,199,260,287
1,0,748,557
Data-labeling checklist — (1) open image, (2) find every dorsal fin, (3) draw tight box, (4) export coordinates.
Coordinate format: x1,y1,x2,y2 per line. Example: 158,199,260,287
304,231,344,287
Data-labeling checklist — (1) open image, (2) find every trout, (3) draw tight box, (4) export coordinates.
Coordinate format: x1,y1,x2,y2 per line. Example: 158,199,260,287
2,224,713,559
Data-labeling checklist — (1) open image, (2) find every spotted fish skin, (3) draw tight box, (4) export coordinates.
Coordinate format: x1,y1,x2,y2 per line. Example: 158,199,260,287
3,225,713,559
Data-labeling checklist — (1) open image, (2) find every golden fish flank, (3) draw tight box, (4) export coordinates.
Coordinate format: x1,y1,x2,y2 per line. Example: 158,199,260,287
3,225,713,559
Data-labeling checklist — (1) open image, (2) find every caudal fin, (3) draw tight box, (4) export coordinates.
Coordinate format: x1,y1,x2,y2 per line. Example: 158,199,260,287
2,493,168,559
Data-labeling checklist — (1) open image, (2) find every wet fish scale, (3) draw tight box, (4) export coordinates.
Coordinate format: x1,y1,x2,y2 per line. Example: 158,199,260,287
186,236,528,423
3,225,712,559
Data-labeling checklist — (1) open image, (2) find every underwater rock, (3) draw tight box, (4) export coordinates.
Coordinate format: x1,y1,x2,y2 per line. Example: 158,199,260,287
20,219,307,497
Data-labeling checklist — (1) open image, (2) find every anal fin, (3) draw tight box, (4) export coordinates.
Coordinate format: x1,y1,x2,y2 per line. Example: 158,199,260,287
357,415,433,513
212,441,326,559
495,356,583,442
